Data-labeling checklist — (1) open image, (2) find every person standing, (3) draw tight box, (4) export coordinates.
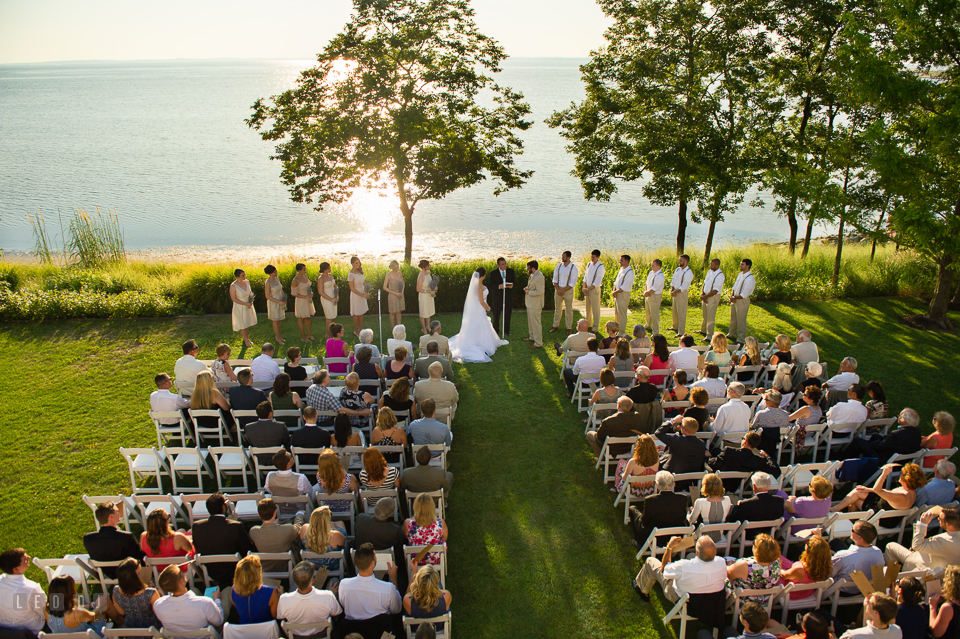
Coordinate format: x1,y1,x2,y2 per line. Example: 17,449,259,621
550,251,578,333
524,260,545,349
383,260,405,330
583,250,605,333
612,254,635,336
643,259,665,335
230,268,257,348
317,261,339,338
264,264,287,345
489,257,515,336
699,259,725,342
668,254,694,336
290,262,315,342
416,260,436,335
348,256,370,339
728,258,755,343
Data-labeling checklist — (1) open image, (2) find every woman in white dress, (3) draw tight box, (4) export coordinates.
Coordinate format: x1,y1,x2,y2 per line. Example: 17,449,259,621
229,269,257,347
347,256,370,338
290,262,315,342
449,268,508,364
317,261,338,338
264,264,287,345
416,259,436,335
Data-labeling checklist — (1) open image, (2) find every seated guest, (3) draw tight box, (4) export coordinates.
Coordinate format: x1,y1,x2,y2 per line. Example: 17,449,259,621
408,399,453,449
587,396,643,458
894,577,928,639
823,357,860,408
710,382,751,436
707,431,781,489
251,342,282,383
884,507,960,572
662,370,691,414
284,346,308,385
404,493,448,567
784,476,834,533
692,363,726,401
360,447,401,507
325,323,352,375
418,321,450,360
614,434,659,501
290,406,332,471
401,446,454,496
600,320,621,352
554,318,595,357
668,386,710,430
735,336,763,383
826,384,868,432
305,370,342,426
589,368,623,418
734,602,779,639
414,362,459,417
83,501,145,577
727,534,782,602
387,324,414,360
768,363,795,407
150,372,189,419
864,381,889,422
244,401,291,465
230,555,278,624
915,460,957,509
634,536,727,611
45,575,107,635
767,334,793,369
414,340,455,382
250,497,304,573
313,449,360,506
831,520,884,594
385,345,414,381
404,564,451,619
112,557,161,630
190,492,252,587
628,471,688,549
357,328,383,360
338,543,402,624
641,333,672,386
378,377,417,420
750,389,790,458
371,407,409,464
228,368,269,428
929,566,959,639
798,362,824,393
264,449,312,518
832,462,924,513
727,472,785,529
610,337,634,372
154,564,223,631
704,332,732,368
656,417,707,475
627,366,660,405
276,561,342,635
354,346,384,396
790,329,819,365
688,473,732,531
140,508,193,570
174,339,209,387
0,547,47,634
630,325,651,362
563,337,605,398
300,505,347,569
788,385,824,451
355,497,405,551
849,407,922,461
190,370,231,443
332,414,366,471
340,372,376,428
668,334,699,373
921,412,955,469
269,372,303,430
840,592,900,639
779,535,833,598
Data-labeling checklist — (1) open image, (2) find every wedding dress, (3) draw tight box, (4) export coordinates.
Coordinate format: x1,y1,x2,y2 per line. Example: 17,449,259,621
449,271,508,363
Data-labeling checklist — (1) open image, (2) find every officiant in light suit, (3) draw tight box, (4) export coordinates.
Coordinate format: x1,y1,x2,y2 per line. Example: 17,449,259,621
524,260,545,349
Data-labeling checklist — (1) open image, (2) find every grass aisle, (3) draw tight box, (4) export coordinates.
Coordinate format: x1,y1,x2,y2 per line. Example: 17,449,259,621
0,297,957,638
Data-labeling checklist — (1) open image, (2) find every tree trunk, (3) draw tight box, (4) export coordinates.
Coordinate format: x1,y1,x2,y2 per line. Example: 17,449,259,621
870,200,888,262
676,198,687,254
928,258,955,328
801,216,815,258
952,281,960,306
703,217,717,268
395,173,414,265
786,196,800,253
833,215,844,288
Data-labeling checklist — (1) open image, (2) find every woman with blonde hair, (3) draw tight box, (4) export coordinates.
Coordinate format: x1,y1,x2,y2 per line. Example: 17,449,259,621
688,473,732,534
785,475,833,533
704,332,732,368
727,534,782,602
264,264,287,345
930,565,960,639
359,447,401,506
383,260,406,329
378,376,417,419
610,337,634,372
371,407,408,462
614,435,659,499
211,343,237,382
404,492,448,566
347,256,370,338
231,555,279,623
416,259,437,334
313,449,359,512
735,336,763,383
230,268,257,347
300,505,346,570
404,564,452,618
779,536,833,600
832,462,925,513
189,370,230,442
768,333,793,367
139,509,193,571
317,261,338,337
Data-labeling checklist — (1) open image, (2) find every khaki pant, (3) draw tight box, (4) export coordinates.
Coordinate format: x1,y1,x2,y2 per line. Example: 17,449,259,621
672,291,689,334
884,544,923,571
645,293,662,335
636,558,679,600
585,288,601,332
553,289,575,330
729,296,750,342
700,295,720,337
526,300,544,346
615,291,630,334
586,430,602,456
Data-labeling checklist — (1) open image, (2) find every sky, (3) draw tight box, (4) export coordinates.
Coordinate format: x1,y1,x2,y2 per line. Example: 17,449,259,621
0,0,611,64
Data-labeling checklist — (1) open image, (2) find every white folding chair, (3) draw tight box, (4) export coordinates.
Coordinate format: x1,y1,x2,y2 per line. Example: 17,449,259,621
822,510,874,542
269,494,315,522
180,494,213,527
405,490,446,520
778,517,831,554
194,554,242,589
792,422,828,464
584,402,619,435
559,350,586,379
861,417,897,436
150,410,189,447
634,526,696,562
78,558,123,597
281,621,330,639
402,613,451,639
573,371,597,411
132,494,187,530
82,495,136,531
725,365,764,389
716,471,752,499
119,447,171,495
359,489,400,516
781,461,838,497
229,409,258,442
33,555,91,603
730,585,783,622
160,627,222,638
39,630,101,638
375,445,406,472
595,436,637,484
868,508,918,545
300,550,346,583
209,447,252,493
777,579,833,625
824,578,864,616
614,476,653,525
921,447,959,470
660,592,703,639
188,408,232,447
225,493,265,523
247,551,295,590
313,493,357,535
696,522,740,557
291,447,326,479
821,422,864,460
403,544,448,584
250,447,285,490
145,556,195,594
731,518,784,558
103,628,162,638
425,444,448,470
163,446,214,494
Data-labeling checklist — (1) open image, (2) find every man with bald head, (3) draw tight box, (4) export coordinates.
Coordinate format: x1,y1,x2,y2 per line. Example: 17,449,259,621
635,534,727,603
554,318,595,357
586,396,641,457
414,361,459,419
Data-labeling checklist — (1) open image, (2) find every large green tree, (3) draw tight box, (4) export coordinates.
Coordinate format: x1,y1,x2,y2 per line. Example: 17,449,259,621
247,0,533,264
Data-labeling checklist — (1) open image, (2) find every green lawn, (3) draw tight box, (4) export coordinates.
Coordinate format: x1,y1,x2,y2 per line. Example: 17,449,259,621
1,297,957,638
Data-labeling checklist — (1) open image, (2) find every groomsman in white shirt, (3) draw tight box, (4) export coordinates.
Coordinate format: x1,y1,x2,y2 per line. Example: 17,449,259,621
643,259,665,335
582,250,605,333
698,259,725,342
550,251,579,334
668,254,694,336
612,255,635,334
727,258,756,343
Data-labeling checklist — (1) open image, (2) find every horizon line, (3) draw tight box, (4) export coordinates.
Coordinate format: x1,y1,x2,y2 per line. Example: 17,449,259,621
0,55,592,67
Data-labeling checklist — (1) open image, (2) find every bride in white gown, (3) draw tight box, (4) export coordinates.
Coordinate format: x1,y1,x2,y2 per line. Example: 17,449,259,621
449,268,508,364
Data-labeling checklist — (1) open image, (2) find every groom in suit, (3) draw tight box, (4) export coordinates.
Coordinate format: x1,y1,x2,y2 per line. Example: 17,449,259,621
489,257,515,336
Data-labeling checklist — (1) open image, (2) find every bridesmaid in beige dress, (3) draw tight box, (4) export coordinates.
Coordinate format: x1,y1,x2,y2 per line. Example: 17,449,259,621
416,259,436,335
229,268,257,347
317,261,338,338
291,262,315,342
383,260,405,330
264,264,287,345
348,256,370,338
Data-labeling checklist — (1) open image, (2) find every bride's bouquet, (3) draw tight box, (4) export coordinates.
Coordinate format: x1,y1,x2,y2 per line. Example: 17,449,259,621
363,282,371,295
332,284,339,300
429,274,440,293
